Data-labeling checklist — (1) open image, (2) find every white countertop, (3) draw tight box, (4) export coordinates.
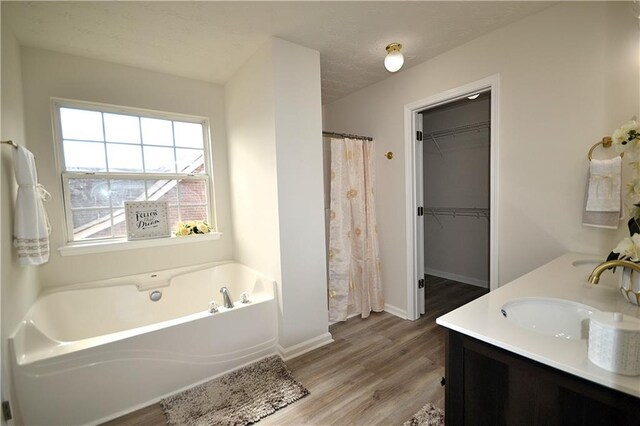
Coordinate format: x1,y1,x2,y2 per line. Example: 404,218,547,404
436,252,640,398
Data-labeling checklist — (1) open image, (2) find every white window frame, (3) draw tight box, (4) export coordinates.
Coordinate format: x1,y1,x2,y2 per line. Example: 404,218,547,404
51,98,218,249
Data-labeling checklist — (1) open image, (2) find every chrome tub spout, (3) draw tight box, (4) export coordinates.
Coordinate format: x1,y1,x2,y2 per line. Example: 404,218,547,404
220,286,234,308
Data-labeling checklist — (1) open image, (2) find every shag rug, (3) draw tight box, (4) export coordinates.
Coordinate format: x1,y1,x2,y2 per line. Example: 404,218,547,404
402,402,445,426
161,355,309,426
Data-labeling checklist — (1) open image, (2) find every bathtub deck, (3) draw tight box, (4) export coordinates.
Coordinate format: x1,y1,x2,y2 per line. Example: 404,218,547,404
104,277,487,425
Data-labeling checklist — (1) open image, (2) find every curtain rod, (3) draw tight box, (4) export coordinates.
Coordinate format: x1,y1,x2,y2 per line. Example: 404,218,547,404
1,140,18,149
322,131,373,142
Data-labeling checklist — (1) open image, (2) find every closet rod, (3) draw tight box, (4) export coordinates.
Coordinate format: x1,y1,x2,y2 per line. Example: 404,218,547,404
424,207,489,212
427,120,490,139
426,211,490,218
424,207,489,218
424,207,488,211
323,131,373,142
1,140,18,149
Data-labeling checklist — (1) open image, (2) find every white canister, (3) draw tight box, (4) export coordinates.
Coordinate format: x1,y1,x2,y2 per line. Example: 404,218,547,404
588,311,640,376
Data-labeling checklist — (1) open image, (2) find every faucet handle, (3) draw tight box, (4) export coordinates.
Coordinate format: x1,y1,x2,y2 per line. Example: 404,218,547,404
208,300,218,313
240,292,250,304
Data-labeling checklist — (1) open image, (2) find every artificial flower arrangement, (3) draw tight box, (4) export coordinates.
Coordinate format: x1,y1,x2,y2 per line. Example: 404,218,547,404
612,120,640,157
608,200,640,263
608,120,640,262
175,220,211,236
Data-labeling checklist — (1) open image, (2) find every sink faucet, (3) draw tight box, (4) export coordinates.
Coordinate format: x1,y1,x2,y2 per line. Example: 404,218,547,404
588,259,640,284
220,286,234,308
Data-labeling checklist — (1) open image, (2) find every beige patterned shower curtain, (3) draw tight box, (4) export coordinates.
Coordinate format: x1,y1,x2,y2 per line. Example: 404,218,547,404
328,137,384,322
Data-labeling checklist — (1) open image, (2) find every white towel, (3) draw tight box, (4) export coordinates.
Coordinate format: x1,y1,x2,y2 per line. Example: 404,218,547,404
582,184,622,229
586,157,621,212
583,157,623,229
13,146,51,265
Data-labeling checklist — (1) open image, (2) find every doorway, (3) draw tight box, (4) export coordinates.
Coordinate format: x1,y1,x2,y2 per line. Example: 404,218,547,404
403,75,499,320
420,92,491,314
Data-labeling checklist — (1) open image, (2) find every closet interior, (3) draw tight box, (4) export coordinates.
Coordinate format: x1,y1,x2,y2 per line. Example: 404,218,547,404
420,92,491,299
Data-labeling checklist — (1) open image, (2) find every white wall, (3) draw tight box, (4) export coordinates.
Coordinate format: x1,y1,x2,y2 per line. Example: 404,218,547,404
226,38,329,352
324,2,640,312
225,42,281,282
1,22,40,425
272,39,328,348
19,48,234,289
423,97,490,287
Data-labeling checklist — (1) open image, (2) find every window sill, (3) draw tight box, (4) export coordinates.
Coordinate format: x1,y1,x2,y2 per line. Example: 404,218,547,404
58,232,222,257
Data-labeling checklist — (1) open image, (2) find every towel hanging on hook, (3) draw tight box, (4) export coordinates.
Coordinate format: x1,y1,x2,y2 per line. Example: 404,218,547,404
13,145,51,265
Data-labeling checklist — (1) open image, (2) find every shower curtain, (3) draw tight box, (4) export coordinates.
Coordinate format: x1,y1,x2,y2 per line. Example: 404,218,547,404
328,137,384,322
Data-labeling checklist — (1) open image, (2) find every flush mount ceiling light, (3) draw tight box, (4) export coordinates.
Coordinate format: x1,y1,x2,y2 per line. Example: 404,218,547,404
467,93,480,100
384,43,404,73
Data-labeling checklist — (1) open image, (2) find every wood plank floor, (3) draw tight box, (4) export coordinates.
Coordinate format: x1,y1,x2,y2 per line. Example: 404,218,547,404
104,277,488,426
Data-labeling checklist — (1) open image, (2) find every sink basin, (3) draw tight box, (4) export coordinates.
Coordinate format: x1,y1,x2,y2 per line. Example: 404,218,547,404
501,298,598,340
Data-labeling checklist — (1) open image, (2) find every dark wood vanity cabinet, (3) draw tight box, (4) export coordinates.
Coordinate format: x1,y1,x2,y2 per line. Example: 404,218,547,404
445,330,640,426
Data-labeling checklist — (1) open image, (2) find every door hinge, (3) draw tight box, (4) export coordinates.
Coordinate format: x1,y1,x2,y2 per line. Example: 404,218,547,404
2,401,12,421
416,131,423,141
417,206,424,216
418,278,425,289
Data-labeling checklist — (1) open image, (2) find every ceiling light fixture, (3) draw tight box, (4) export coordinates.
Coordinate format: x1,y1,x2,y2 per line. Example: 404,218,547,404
467,93,480,100
384,43,404,73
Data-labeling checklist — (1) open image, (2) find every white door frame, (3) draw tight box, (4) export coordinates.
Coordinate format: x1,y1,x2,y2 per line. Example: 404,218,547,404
403,74,500,321
415,112,425,316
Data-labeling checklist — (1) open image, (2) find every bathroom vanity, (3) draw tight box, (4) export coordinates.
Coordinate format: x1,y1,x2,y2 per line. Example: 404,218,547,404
437,253,640,425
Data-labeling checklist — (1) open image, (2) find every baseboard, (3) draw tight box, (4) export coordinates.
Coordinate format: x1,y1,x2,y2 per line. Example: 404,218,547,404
383,303,407,320
425,267,488,288
277,332,334,361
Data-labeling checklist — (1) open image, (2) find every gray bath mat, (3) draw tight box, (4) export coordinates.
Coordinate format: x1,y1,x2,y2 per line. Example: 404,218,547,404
161,355,309,425
403,402,445,426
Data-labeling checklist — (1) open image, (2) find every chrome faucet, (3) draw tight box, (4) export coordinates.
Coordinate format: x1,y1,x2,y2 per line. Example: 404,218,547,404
588,259,640,284
220,286,234,308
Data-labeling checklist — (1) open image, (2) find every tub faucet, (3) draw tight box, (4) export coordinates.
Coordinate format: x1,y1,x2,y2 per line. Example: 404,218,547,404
588,259,640,284
220,287,234,308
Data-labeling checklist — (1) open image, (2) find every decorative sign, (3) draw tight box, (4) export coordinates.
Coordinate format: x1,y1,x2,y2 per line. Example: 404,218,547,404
124,201,170,240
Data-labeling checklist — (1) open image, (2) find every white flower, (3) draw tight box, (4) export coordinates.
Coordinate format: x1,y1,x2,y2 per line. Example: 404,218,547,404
627,142,640,161
628,160,640,170
622,120,639,135
613,233,640,261
175,221,191,236
175,219,210,236
612,120,640,154
627,178,640,198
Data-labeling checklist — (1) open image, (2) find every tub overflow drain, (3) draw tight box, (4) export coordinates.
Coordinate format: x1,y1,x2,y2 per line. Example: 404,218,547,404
149,290,162,302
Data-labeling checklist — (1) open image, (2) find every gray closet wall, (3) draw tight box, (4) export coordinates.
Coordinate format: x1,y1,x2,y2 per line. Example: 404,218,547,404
421,95,490,288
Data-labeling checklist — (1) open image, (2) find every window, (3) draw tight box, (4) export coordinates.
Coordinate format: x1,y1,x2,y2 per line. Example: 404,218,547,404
53,99,214,243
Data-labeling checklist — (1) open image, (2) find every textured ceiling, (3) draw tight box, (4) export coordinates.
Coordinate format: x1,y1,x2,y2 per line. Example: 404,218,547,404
3,1,554,104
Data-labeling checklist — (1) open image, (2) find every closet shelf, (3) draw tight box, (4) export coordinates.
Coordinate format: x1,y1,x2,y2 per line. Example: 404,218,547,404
424,207,489,219
426,120,490,140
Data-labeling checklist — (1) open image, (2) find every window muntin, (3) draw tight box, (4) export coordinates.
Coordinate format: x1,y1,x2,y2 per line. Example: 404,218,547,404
54,100,213,243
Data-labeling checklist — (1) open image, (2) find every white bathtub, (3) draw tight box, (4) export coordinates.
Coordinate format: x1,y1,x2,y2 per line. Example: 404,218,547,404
9,262,277,426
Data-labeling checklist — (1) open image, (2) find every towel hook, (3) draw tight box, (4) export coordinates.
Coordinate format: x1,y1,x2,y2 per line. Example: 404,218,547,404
588,136,621,161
